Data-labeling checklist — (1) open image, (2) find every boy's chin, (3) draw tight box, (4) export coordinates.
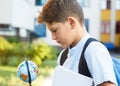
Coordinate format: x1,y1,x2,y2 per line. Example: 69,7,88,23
59,44,68,49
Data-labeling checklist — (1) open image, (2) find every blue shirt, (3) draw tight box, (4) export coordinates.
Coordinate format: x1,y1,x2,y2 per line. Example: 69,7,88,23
57,33,117,86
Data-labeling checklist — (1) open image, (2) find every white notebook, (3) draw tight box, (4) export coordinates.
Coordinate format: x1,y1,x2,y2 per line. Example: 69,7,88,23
51,66,94,86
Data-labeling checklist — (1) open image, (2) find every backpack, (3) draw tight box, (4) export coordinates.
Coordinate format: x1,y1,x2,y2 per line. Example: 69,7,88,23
60,38,120,86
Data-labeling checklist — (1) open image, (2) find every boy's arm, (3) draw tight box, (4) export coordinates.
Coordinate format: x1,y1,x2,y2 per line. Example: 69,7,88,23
99,81,117,86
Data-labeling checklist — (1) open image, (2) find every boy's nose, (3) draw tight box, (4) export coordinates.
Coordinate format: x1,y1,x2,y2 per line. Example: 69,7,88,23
52,34,57,40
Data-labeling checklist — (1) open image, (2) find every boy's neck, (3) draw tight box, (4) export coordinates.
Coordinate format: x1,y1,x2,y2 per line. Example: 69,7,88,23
70,27,87,48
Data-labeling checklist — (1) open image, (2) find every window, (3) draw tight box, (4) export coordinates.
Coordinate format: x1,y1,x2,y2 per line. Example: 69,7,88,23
101,21,111,34
101,0,111,9
0,24,9,28
0,24,16,36
106,0,111,9
34,18,46,37
85,19,89,32
77,0,90,7
115,0,120,10
35,0,47,6
116,21,120,33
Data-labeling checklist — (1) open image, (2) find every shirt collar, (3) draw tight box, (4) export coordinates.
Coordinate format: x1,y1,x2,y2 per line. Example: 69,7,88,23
68,33,91,57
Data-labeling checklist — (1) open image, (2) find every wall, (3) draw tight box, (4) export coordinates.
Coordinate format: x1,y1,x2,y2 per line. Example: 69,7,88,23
12,0,34,31
83,0,101,40
0,0,12,24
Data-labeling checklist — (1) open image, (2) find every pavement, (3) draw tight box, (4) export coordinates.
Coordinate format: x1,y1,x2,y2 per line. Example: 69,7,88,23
110,52,120,59
41,52,120,86
41,72,53,86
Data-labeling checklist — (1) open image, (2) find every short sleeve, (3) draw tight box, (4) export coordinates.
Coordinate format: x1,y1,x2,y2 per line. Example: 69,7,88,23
85,42,117,85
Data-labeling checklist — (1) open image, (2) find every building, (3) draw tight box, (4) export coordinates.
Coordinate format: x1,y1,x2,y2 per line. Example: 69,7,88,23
34,0,120,50
0,0,120,50
0,0,34,42
100,0,120,50
34,0,101,46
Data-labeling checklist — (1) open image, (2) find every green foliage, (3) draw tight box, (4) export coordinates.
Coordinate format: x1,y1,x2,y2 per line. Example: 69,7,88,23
0,36,13,65
0,36,60,66
0,36,12,50
6,36,20,43
7,56,22,66
27,41,60,66
11,42,30,57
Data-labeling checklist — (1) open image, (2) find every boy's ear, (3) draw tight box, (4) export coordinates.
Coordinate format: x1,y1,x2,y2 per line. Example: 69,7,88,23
67,17,76,29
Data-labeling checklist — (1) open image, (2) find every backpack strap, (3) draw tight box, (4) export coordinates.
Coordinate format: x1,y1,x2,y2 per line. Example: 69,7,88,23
60,48,68,65
60,38,98,78
79,38,97,78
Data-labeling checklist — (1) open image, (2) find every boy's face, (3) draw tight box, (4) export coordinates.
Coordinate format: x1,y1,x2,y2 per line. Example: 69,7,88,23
46,21,75,48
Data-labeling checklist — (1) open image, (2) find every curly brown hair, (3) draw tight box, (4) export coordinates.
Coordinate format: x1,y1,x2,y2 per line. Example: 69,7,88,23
38,0,84,24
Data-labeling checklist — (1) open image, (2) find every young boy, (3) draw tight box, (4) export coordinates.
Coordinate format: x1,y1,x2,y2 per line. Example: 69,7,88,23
38,0,117,86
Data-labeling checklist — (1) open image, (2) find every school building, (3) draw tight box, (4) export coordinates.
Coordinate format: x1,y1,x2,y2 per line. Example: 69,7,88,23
0,0,120,50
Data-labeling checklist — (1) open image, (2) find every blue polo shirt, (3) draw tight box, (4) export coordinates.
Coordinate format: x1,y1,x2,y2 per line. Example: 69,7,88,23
57,33,117,86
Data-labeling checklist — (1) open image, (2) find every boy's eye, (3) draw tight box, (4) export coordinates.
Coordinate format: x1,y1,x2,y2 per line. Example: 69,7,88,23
52,28,57,32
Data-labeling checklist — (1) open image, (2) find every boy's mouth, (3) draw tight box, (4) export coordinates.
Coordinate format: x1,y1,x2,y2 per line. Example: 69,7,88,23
57,41,61,44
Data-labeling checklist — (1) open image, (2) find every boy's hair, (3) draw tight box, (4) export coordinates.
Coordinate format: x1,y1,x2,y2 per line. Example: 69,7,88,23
38,0,84,24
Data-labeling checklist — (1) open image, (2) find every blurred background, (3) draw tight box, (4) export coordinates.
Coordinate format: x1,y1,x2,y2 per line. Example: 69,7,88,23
0,0,120,86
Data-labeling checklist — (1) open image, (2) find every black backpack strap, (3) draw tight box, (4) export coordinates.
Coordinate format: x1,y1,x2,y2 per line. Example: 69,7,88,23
60,38,98,78
79,38,98,78
60,48,68,65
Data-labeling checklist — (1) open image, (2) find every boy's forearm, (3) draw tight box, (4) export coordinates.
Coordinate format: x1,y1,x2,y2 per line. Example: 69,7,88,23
98,81,117,86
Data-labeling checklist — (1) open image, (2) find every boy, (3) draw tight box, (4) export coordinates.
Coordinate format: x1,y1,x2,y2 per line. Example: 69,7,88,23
38,0,117,86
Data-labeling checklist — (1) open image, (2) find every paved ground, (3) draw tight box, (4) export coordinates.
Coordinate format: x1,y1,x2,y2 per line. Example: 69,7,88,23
41,72,53,86
42,52,120,86
110,52,120,59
